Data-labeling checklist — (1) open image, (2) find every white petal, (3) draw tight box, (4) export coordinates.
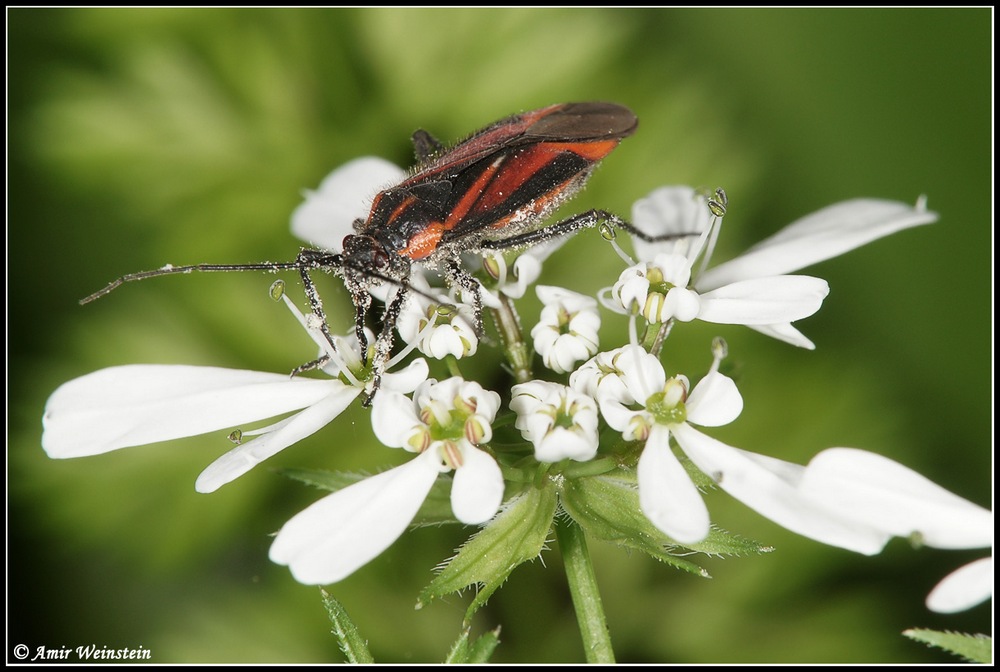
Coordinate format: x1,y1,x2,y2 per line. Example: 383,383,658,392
698,276,829,325
663,287,701,322
631,186,714,263
637,425,710,543
451,446,504,524
653,253,694,287
698,199,937,290
502,253,543,299
600,401,649,438
370,389,421,448
673,425,892,554
799,448,993,549
380,358,430,394
746,323,817,350
545,428,598,462
617,346,667,403
42,365,336,458
195,385,361,493
685,372,743,427
926,557,993,613
536,285,597,312
269,448,442,584
290,157,406,250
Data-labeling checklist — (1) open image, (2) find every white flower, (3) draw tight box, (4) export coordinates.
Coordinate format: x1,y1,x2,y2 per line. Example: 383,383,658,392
571,346,986,557
510,380,599,463
531,285,601,374
41,295,429,493
395,276,479,359
571,345,742,543
623,187,938,348
269,377,504,584
612,252,829,328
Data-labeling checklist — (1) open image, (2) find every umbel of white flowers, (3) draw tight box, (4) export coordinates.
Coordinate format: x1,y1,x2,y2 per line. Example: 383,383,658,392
41,158,990,612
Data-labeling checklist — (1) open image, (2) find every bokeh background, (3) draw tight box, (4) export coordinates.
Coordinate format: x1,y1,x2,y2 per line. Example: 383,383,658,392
8,8,992,664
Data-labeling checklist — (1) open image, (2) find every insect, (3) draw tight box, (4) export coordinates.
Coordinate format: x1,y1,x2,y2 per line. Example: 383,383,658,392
83,102,681,399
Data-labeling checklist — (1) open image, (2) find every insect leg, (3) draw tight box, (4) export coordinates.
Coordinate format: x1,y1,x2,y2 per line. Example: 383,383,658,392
445,258,485,337
363,283,409,406
289,355,332,377
479,209,692,252
293,249,353,365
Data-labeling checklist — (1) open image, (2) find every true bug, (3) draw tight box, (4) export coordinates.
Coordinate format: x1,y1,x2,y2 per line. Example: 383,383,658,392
83,102,682,398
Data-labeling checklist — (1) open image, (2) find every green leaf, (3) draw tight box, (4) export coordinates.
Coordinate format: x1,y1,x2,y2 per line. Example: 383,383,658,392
562,469,770,575
280,467,368,492
681,525,774,558
320,589,374,664
444,626,502,664
419,485,558,624
903,628,992,664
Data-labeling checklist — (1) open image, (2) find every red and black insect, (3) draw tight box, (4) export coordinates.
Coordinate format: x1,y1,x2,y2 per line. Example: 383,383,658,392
83,102,677,397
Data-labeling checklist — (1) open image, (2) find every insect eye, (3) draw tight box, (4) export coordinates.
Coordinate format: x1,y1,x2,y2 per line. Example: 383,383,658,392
372,248,390,270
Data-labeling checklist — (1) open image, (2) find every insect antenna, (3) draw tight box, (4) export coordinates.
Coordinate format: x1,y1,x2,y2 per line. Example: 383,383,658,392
80,260,314,305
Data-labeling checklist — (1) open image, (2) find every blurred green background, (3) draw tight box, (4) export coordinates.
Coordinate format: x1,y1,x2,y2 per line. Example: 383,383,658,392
9,8,991,664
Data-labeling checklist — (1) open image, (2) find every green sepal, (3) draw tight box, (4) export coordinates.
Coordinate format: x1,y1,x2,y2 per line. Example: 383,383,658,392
418,484,559,624
903,628,992,664
562,468,770,575
320,589,374,664
444,626,502,664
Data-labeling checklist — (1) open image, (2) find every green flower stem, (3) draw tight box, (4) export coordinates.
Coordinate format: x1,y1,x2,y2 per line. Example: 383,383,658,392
490,295,532,383
555,517,615,663
643,318,674,356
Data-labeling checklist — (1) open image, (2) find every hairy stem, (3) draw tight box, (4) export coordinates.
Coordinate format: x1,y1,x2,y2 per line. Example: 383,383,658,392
556,517,615,663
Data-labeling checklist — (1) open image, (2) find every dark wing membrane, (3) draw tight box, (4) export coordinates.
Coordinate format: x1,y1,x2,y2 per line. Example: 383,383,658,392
521,101,638,142
401,102,636,187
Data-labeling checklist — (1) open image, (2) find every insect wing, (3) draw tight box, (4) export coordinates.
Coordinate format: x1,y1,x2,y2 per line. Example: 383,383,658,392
402,102,636,184
440,102,637,240
362,102,637,261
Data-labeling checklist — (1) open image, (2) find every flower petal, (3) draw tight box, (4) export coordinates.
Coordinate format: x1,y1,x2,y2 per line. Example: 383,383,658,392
799,448,993,549
698,198,937,290
290,157,406,250
673,425,892,554
269,448,442,584
685,372,743,427
370,389,421,449
616,346,667,403
637,425,710,544
42,365,335,458
631,186,714,263
381,358,430,394
746,323,817,350
451,445,504,524
195,384,361,493
926,557,993,614
698,276,829,325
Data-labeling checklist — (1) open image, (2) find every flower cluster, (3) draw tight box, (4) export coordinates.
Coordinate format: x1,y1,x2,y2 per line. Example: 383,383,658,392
41,159,990,621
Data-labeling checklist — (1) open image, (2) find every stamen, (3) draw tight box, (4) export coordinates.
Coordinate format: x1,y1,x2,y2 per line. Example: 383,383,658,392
695,188,726,281
280,294,361,387
709,337,728,375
